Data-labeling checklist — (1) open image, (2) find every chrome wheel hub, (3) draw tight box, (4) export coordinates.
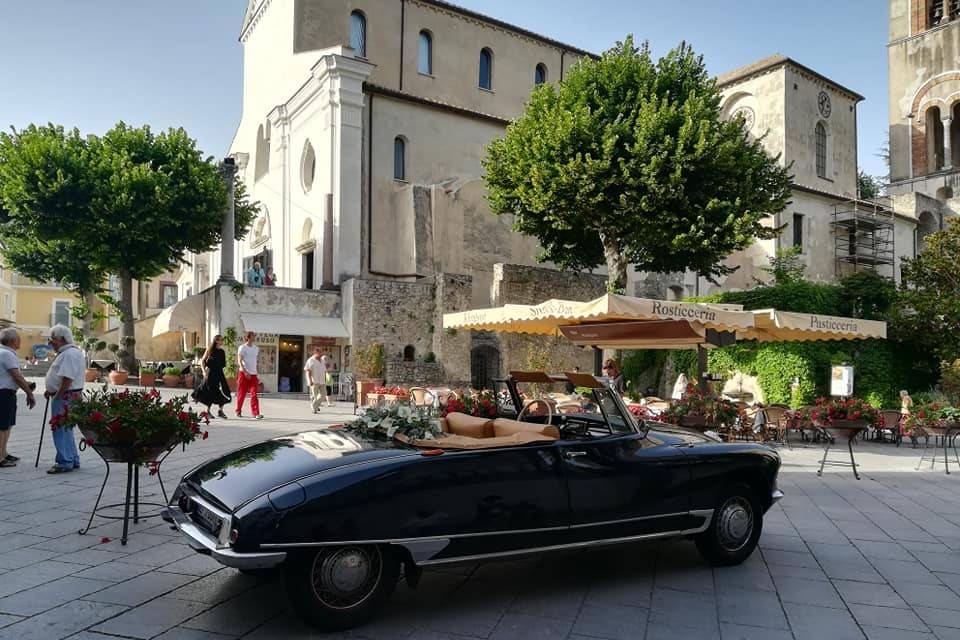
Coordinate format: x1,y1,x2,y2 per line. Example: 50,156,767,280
312,546,382,610
717,497,754,552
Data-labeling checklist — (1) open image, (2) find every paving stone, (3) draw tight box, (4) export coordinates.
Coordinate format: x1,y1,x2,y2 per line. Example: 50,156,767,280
0,577,112,616
585,574,652,608
0,560,85,598
914,606,960,630
0,547,60,570
761,548,820,568
91,596,209,639
507,584,585,621
822,560,887,583
570,602,646,640
155,552,225,576
834,579,911,608
773,575,845,608
720,623,794,640
0,600,127,640
166,569,263,606
861,626,937,640
179,584,284,636
0,615,21,630
153,628,236,640
896,582,960,611
849,603,929,632
766,562,830,581
648,589,718,631
653,566,714,594
488,613,571,639
645,623,720,640
716,586,788,630
84,570,197,606
783,602,865,640
914,551,960,575
69,560,153,583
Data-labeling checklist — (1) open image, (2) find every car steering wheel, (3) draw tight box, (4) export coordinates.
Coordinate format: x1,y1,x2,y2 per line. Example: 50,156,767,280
517,398,554,425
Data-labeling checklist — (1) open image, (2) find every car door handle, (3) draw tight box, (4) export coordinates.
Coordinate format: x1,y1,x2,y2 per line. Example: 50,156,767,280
564,450,588,459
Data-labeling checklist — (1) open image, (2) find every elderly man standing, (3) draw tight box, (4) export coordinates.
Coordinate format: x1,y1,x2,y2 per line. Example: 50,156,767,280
0,328,36,468
44,325,85,474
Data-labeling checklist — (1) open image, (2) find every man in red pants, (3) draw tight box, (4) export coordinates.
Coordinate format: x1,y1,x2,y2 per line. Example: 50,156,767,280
236,331,264,419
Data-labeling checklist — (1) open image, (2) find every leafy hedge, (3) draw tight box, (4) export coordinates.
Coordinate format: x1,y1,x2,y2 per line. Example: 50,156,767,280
632,275,935,409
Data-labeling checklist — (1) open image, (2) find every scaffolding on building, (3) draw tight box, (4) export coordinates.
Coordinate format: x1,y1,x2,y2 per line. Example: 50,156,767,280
832,199,895,280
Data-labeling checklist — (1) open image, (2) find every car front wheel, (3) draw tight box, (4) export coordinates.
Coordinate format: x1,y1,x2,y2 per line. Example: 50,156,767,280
285,545,400,631
694,484,763,566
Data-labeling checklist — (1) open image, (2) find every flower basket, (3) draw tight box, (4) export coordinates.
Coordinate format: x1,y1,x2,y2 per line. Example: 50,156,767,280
57,388,209,465
356,379,384,407
108,371,129,386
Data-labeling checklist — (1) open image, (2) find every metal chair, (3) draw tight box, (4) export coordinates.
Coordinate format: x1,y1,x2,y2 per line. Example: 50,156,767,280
337,372,355,402
409,387,436,407
879,410,903,446
762,405,790,444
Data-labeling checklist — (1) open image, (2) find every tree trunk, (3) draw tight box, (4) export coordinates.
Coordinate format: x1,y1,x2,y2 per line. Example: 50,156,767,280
79,291,97,334
600,233,628,295
118,270,137,373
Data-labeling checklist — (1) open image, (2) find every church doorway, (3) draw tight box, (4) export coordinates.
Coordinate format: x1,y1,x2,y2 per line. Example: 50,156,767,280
471,345,500,391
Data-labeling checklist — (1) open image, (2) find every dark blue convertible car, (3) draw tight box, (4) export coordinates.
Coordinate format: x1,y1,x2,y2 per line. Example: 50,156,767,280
163,371,782,631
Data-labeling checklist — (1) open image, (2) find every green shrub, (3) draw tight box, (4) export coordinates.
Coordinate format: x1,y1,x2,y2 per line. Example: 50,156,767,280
162,367,181,377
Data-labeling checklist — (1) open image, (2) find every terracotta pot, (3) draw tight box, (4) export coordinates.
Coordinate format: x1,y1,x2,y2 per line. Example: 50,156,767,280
226,376,238,392
108,371,129,386
162,374,181,387
184,374,194,389
824,419,868,442
139,372,156,387
85,368,99,382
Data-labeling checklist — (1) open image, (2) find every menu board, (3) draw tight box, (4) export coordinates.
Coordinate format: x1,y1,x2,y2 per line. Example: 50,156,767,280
257,346,277,374
830,365,853,397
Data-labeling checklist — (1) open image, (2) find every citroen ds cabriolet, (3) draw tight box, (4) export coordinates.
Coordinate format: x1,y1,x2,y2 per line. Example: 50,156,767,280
163,371,783,631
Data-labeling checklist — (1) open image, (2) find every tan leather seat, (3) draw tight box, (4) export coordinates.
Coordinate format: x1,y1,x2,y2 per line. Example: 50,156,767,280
492,418,560,440
444,412,495,438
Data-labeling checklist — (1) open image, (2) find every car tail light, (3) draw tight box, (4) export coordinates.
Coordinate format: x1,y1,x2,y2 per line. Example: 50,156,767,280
230,528,239,543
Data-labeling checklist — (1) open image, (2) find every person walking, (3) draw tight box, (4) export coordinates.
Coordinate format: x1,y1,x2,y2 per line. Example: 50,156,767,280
246,261,266,287
304,348,332,413
672,373,689,400
192,335,231,419
0,328,36,468
44,325,85,474
235,331,263,419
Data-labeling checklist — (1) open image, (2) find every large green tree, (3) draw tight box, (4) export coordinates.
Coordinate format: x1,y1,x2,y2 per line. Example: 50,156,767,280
484,38,794,292
894,216,960,361
0,123,257,370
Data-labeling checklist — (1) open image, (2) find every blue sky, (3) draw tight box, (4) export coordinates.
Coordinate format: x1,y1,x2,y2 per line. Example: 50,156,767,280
0,1,889,177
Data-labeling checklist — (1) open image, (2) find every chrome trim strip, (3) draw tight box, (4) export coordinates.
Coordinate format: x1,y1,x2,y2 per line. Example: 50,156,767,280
418,521,712,566
771,489,785,504
260,510,714,549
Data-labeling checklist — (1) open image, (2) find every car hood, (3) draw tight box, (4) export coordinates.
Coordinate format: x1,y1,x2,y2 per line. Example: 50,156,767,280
184,429,414,511
645,421,720,445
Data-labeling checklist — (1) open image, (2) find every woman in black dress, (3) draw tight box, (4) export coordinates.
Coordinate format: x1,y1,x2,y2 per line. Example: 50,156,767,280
192,335,231,418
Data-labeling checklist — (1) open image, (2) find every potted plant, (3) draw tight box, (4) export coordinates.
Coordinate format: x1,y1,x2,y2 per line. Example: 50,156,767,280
83,338,105,382
107,343,128,385
139,365,156,388
58,388,208,464
902,401,945,446
162,366,182,388
352,343,384,407
809,396,882,441
662,384,739,436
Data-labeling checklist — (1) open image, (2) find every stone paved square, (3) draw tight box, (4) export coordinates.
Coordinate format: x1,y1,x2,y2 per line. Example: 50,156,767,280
0,383,959,639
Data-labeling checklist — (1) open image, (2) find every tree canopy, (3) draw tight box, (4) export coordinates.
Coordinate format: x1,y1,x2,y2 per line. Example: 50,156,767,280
0,122,257,369
483,37,794,292
894,217,960,361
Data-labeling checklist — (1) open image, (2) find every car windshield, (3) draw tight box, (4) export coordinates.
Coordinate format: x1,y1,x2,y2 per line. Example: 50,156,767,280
501,375,637,436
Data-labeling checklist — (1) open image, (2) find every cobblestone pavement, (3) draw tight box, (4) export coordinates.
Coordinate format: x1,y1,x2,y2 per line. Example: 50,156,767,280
0,382,959,639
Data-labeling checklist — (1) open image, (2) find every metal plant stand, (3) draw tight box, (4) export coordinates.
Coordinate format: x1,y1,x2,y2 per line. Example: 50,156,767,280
78,441,178,545
817,422,867,480
915,425,960,475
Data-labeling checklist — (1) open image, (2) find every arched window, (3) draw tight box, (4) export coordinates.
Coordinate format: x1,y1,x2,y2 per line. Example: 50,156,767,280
403,345,415,361
350,10,366,58
418,30,432,75
534,63,547,85
301,140,316,192
479,48,493,90
254,123,270,180
815,122,827,179
393,136,406,181
926,106,945,172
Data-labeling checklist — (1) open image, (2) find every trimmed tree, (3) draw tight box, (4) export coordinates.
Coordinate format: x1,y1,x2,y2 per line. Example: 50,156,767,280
894,216,960,361
483,38,793,292
0,122,257,371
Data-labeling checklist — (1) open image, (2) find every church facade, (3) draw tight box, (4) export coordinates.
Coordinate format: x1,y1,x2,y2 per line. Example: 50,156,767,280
168,0,924,392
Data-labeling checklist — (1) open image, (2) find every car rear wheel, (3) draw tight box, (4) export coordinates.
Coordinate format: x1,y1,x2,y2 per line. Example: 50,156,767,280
694,483,763,567
285,545,400,631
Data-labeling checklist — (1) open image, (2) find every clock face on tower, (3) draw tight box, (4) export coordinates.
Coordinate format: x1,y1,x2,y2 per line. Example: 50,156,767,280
818,91,832,118
731,106,755,133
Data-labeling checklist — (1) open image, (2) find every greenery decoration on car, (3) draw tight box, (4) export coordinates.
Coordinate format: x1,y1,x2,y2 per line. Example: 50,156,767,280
346,404,442,441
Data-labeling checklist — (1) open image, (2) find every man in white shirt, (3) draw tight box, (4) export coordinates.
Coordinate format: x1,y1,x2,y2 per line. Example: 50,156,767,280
236,331,263,419
304,348,332,413
0,328,36,468
44,324,86,473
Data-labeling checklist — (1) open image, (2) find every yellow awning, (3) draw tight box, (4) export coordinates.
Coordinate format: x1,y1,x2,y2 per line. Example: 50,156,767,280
152,294,204,337
442,294,754,336
743,309,887,342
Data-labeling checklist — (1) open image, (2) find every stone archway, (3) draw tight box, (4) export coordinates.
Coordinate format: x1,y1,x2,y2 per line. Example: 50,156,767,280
918,210,939,252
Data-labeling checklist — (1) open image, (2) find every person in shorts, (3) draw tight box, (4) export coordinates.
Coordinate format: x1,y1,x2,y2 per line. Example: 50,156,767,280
0,328,37,467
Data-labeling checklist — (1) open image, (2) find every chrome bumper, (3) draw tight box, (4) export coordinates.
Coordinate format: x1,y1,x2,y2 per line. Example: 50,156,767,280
162,506,287,570
771,489,785,504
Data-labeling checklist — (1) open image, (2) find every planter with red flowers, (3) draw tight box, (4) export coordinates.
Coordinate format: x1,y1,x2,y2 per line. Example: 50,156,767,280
808,397,881,442
59,388,211,545
660,384,739,440
441,390,499,420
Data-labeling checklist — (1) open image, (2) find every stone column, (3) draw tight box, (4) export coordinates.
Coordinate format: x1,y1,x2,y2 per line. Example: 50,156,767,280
322,193,335,289
944,117,953,169
217,158,237,284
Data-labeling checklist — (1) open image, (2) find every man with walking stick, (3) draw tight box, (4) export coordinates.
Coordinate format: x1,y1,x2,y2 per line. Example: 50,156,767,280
0,328,36,468
43,325,85,474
